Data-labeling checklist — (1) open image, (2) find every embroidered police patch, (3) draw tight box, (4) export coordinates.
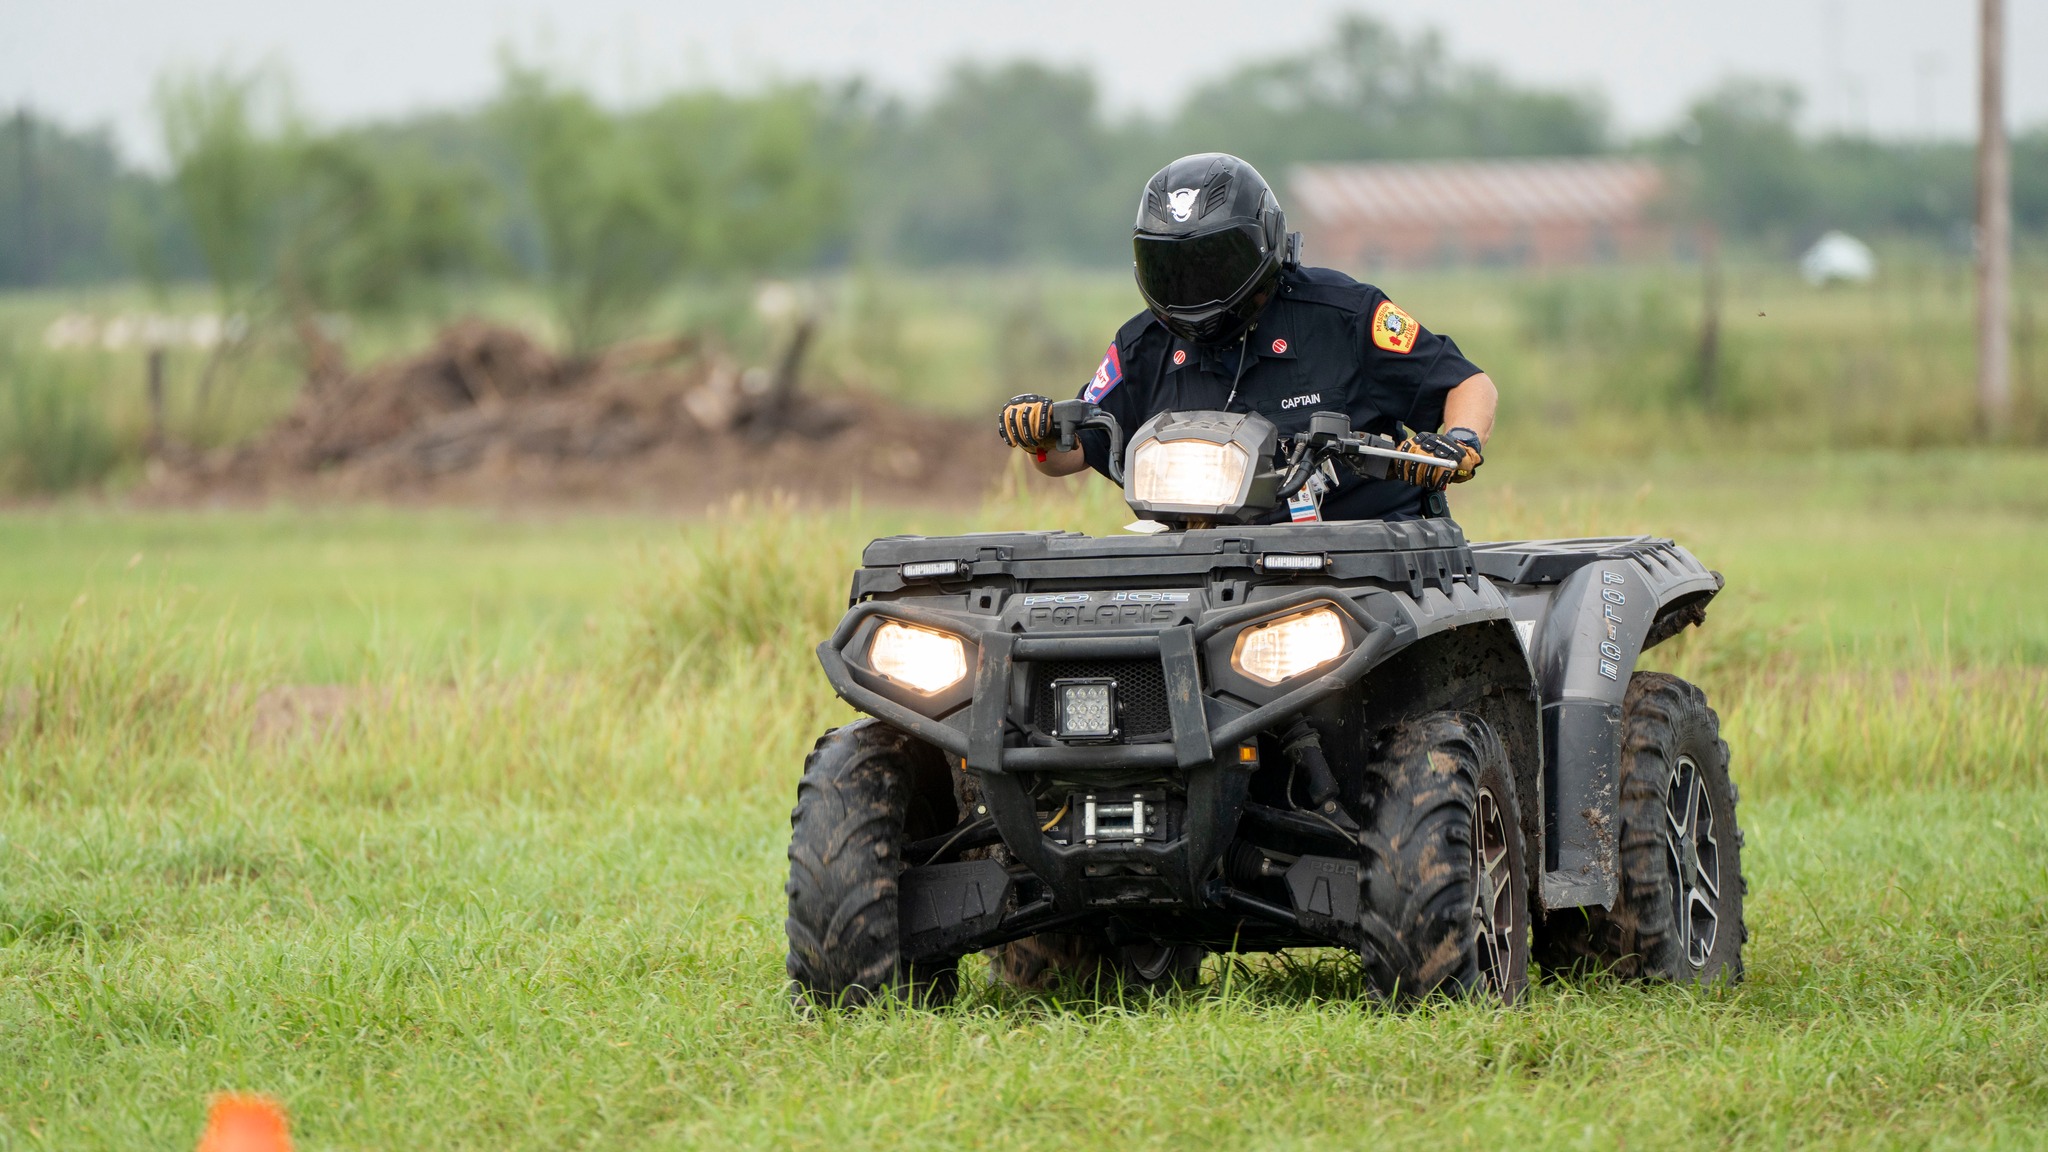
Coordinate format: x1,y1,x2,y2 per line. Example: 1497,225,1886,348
1084,343,1123,401
1371,300,1420,354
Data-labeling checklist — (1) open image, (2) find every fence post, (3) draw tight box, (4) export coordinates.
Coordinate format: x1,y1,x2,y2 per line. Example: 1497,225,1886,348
146,345,167,457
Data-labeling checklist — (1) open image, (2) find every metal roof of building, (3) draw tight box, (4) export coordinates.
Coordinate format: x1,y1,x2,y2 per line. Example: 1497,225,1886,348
1289,158,1667,226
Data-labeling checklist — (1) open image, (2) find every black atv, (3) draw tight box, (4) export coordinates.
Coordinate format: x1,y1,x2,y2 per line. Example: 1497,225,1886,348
786,402,1744,1007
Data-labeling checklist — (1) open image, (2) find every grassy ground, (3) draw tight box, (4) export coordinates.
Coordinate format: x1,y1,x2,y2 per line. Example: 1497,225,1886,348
1,449,2045,1148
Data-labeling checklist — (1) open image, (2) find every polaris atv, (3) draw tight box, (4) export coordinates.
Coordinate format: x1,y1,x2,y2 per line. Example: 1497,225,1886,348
786,401,1744,1006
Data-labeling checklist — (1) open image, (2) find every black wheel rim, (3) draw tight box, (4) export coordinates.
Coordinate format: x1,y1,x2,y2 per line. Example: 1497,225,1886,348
1664,753,1721,968
1471,785,1515,999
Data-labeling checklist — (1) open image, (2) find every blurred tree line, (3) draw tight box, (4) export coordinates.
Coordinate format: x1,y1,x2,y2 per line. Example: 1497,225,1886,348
5,13,2048,330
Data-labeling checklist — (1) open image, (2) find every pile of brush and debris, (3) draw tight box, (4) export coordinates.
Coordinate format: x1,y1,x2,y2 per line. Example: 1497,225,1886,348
147,321,1003,508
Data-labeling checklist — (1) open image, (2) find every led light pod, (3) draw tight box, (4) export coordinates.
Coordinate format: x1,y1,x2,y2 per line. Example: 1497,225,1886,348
1052,678,1117,741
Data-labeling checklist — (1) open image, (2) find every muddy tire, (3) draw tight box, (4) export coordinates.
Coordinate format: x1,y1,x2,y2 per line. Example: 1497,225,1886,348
988,933,1206,993
1534,673,1747,985
1356,712,1530,1004
785,720,960,1008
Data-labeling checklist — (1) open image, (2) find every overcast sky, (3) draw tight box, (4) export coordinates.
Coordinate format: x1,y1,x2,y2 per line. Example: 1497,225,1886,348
6,0,2046,166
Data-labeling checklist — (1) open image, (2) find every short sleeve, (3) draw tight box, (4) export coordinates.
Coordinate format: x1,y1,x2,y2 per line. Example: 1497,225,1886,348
1076,339,1139,479
1358,292,1482,433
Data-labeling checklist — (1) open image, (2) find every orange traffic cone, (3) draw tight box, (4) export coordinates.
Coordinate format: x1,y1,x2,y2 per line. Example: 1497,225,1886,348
195,1094,292,1152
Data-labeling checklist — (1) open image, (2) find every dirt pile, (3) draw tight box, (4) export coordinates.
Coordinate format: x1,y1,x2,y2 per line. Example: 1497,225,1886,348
150,321,1004,508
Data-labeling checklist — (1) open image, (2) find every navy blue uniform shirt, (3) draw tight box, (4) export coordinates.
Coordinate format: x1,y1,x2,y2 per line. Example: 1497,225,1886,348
1075,266,1483,522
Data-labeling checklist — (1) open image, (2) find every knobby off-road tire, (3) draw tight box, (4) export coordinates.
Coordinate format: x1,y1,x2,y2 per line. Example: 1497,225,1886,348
785,720,961,1008
1357,712,1530,1004
988,933,1206,994
1534,672,1747,985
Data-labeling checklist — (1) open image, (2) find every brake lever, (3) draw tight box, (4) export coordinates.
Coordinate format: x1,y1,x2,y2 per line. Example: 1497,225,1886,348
1289,412,1454,482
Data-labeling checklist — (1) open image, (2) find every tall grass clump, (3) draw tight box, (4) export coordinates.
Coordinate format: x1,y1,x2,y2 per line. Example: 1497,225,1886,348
1710,666,2047,798
623,495,866,687
0,342,126,494
0,598,269,805
614,496,875,797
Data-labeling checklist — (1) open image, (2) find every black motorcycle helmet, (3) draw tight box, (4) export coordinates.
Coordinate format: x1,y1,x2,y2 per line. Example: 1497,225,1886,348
1132,153,1295,345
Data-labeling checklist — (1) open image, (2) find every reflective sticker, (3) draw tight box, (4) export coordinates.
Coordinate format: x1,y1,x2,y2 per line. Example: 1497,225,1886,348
1370,300,1420,354
1083,343,1123,402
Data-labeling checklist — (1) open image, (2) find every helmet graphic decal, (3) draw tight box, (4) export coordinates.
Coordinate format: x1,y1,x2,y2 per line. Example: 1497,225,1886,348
1166,188,1200,222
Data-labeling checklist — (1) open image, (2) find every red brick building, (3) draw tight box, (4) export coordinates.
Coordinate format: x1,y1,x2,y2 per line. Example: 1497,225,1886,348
1288,158,1683,273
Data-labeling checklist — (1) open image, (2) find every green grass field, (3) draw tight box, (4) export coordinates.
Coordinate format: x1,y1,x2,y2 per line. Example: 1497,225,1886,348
2,446,2044,1149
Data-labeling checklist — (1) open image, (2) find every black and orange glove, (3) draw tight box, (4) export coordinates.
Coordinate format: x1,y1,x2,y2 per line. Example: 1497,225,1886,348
998,394,1057,454
1390,429,1483,490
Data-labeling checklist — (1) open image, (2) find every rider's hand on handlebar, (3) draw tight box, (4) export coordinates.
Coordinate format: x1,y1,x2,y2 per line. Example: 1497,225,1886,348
998,394,1058,454
1391,430,1483,490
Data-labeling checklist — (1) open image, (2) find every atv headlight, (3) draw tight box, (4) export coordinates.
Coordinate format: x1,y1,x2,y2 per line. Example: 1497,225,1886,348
1129,437,1251,509
867,621,969,695
1231,607,1349,686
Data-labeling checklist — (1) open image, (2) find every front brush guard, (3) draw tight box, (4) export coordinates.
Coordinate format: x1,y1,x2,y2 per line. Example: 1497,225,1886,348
817,588,1396,913
816,587,1393,774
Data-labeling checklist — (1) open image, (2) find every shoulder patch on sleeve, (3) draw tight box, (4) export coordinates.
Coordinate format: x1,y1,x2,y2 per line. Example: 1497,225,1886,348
1083,342,1123,402
1370,300,1421,354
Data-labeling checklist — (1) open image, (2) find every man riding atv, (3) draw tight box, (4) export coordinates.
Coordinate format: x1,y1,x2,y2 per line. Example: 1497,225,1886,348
979,153,1512,990
784,153,1743,1008
1000,152,1497,524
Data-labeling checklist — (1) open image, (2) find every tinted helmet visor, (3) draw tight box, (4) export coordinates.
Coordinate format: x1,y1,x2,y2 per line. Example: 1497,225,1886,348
1133,225,1267,310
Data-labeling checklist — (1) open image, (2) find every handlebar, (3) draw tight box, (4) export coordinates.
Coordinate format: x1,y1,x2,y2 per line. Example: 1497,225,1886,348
1276,411,1455,499
1039,403,1445,496
1049,399,1124,484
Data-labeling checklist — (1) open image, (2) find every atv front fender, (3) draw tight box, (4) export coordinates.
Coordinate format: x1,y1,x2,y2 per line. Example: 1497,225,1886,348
1476,540,1723,910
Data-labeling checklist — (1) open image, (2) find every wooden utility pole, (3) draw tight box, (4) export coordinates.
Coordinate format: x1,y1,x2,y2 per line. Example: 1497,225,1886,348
1977,0,2012,433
